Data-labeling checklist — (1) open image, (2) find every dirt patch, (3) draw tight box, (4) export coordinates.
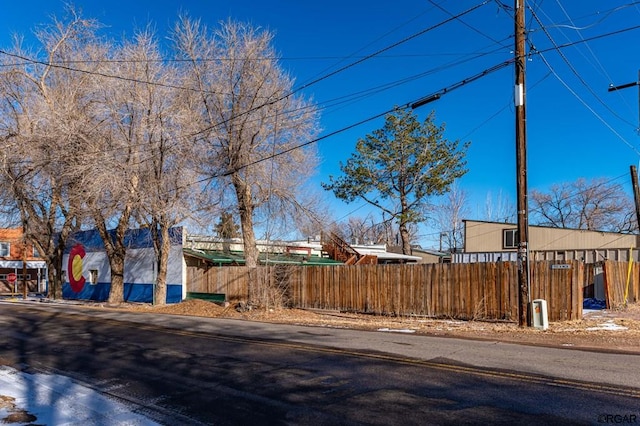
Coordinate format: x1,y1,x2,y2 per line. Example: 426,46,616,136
0,395,38,425
88,299,640,354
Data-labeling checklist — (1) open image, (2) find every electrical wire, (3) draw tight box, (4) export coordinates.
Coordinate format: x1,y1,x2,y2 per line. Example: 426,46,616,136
427,0,510,47
529,4,639,130
527,9,640,156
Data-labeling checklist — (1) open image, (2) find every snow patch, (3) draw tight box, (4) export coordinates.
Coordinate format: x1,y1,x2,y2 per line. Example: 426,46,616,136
585,320,628,332
377,328,416,333
0,366,159,425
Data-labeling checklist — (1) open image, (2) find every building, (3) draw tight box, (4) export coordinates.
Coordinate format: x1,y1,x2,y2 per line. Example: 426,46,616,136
184,234,422,265
59,227,423,304
411,247,450,264
456,219,639,263
0,228,47,294
62,227,186,303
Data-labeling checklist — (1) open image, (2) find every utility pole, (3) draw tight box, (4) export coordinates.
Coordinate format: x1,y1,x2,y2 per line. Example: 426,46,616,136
630,166,640,228
609,73,640,231
22,228,28,300
515,0,530,327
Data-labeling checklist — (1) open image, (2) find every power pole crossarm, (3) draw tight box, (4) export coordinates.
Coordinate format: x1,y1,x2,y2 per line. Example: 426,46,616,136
608,82,638,92
608,70,640,132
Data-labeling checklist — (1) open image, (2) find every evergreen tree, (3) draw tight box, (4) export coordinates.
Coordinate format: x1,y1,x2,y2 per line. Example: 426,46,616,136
323,108,469,254
215,212,241,239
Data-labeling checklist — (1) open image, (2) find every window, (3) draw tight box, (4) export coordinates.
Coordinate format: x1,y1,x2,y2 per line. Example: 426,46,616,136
0,242,9,257
503,229,518,249
89,270,99,285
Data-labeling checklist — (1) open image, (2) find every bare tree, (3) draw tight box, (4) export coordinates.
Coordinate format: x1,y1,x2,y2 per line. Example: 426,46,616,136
81,31,155,304
530,178,636,232
0,10,101,298
431,183,469,252
173,18,319,304
482,189,516,223
114,28,198,305
291,197,337,241
1,13,323,307
334,214,388,246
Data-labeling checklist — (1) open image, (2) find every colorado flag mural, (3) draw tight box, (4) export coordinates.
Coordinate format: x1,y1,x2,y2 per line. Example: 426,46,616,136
62,227,185,303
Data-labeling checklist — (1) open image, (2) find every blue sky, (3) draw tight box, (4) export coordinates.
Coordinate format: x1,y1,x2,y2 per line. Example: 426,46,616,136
2,1,640,248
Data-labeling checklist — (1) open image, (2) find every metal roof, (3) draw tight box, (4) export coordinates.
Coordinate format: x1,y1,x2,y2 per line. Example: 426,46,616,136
183,248,343,266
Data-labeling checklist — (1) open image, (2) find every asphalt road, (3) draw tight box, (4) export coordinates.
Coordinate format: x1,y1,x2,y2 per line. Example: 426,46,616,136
0,300,639,425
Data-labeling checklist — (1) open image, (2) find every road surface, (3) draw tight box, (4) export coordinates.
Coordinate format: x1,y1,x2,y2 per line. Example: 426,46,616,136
0,300,638,425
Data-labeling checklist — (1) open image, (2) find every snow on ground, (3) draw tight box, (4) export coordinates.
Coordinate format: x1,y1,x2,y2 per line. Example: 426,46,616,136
585,320,629,332
0,366,159,426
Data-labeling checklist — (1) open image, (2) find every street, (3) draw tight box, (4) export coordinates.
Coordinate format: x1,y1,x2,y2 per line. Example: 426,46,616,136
0,301,639,425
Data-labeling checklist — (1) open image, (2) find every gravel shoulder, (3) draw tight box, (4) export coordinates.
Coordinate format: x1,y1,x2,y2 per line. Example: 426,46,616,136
90,299,640,354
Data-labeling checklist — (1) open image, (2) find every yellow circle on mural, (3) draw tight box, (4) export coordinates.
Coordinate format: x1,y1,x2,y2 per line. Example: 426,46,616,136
72,255,83,281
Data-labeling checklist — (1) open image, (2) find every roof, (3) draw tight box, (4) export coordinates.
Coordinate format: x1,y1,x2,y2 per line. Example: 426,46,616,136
412,248,448,257
352,247,421,263
183,248,343,266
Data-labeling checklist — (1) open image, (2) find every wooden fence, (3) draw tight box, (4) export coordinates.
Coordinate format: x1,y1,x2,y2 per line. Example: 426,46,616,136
602,260,640,309
187,260,583,321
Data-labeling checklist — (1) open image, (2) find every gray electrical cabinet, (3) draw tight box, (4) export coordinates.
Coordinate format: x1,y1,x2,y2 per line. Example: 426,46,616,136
531,299,549,330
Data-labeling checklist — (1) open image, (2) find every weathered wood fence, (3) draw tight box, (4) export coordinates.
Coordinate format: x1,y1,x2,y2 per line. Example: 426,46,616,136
602,260,640,309
187,260,584,321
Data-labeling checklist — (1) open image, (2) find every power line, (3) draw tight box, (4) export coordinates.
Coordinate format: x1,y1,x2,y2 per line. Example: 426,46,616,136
550,0,639,124
528,6,640,131
287,1,492,97
295,2,438,87
0,49,225,96
428,0,511,47
142,59,521,198
528,29,640,157
0,4,504,172
528,1,640,32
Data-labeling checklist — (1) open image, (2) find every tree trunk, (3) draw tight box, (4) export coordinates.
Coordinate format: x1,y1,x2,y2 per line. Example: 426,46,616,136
232,173,259,303
42,221,71,300
94,207,131,305
233,174,258,267
398,192,412,255
107,252,126,304
47,237,66,299
47,266,61,300
154,224,170,305
398,221,412,256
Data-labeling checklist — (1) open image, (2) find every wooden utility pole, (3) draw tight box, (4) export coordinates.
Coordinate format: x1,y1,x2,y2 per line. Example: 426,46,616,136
515,0,530,327
609,75,640,231
631,165,640,228
22,233,27,300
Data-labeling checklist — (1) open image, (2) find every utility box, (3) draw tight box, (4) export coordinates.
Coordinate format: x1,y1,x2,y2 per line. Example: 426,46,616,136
531,299,549,330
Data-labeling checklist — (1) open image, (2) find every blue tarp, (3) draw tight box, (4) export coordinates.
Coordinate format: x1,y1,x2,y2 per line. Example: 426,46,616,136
583,298,606,310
